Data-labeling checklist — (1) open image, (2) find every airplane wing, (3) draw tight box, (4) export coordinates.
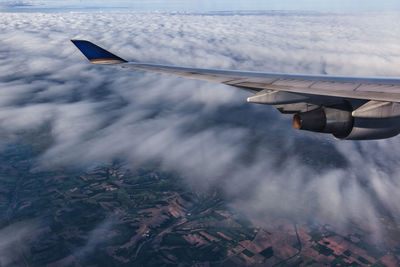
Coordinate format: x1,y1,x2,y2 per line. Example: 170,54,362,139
71,40,400,140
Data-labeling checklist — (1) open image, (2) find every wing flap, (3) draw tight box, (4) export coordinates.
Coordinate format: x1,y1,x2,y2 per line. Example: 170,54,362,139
232,80,400,102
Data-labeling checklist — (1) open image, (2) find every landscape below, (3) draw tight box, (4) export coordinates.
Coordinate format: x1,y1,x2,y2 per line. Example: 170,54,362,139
0,128,399,266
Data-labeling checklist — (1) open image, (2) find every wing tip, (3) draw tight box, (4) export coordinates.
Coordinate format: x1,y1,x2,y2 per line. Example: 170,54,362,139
71,39,127,64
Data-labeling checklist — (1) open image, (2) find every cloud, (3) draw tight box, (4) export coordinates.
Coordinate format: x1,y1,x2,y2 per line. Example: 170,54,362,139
72,217,118,260
1,11,400,242
0,220,40,267
2,0,400,12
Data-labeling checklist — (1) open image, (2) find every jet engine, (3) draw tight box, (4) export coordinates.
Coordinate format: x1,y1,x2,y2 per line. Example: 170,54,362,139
293,104,354,138
292,101,400,140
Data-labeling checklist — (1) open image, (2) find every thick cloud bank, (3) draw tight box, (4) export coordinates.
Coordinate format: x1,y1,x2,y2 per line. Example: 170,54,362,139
1,11,400,237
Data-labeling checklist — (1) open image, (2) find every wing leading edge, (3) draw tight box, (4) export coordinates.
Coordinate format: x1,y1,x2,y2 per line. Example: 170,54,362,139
71,40,400,140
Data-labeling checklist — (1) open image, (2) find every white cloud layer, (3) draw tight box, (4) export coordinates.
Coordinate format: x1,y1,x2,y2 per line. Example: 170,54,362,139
2,0,400,12
1,11,400,241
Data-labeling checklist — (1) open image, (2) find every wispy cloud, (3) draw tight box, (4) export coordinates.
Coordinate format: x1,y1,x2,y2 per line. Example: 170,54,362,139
1,11,400,241
0,220,40,266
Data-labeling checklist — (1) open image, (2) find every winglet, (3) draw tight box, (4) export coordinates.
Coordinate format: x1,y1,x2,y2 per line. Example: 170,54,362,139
71,40,127,64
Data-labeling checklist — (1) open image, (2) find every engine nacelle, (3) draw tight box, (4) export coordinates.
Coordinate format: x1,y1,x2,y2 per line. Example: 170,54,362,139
293,105,354,139
293,102,400,140
341,117,400,140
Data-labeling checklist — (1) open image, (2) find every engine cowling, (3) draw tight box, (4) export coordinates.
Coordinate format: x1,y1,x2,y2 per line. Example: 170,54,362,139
341,117,400,140
292,102,400,140
293,105,354,139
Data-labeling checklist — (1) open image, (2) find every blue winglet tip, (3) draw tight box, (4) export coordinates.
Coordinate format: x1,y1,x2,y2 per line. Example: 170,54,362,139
71,39,127,64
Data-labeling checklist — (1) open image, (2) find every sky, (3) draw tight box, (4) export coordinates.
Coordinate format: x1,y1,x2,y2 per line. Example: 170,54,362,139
1,0,400,12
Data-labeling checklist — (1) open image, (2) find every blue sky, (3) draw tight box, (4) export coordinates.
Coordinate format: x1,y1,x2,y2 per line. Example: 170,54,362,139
2,0,400,12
